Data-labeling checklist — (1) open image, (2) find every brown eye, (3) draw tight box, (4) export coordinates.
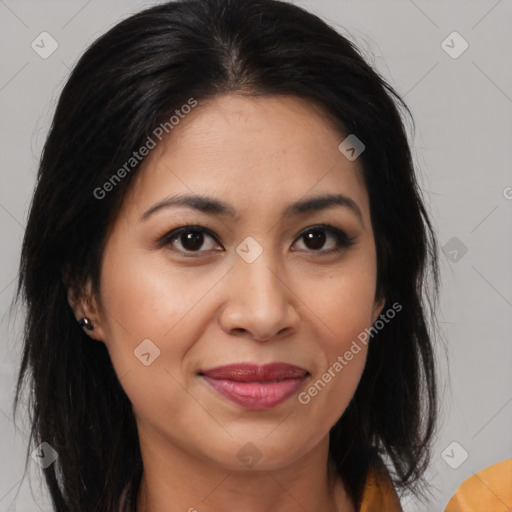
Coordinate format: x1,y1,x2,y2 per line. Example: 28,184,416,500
292,224,356,255
160,226,222,256
179,231,207,251
302,230,327,250
158,223,355,258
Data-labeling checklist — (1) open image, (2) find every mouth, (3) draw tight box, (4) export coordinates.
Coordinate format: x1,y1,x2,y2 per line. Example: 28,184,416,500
198,362,310,410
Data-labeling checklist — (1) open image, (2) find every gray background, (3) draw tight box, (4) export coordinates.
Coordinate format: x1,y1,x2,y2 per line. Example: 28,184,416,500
1,0,511,510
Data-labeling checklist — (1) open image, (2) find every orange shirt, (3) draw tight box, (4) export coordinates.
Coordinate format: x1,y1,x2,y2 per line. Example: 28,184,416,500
359,458,512,512
360,465,403,512
118,460,512,511
117,468,405,512
444,458,512,512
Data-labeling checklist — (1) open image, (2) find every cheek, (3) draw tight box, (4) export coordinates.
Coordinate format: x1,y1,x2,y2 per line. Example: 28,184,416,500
296,345,367,448
305,256,378,346
96,252,212,428
97,246,233,386
99,242,219,335
295,256,377,414
297,284,372,432
308,272,374,385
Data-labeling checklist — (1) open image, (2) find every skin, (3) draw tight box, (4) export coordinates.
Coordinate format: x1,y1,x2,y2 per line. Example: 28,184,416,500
69,93,385,512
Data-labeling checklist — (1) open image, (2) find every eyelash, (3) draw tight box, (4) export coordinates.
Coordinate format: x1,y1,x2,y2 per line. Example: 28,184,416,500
157,223,356,258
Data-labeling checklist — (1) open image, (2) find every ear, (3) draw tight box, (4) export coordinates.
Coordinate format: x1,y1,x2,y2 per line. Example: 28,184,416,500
63,273,107,343
370,293,386,325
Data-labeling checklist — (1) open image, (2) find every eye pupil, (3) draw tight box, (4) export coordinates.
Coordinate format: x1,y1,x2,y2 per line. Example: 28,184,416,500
304,230,326,250
181,231,204,251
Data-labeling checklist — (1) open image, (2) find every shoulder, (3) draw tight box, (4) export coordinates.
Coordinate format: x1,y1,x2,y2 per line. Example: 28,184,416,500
444,458,512,512
359,463,403,512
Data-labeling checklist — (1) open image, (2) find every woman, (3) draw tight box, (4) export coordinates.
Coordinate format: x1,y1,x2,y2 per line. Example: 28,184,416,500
12,0,440,510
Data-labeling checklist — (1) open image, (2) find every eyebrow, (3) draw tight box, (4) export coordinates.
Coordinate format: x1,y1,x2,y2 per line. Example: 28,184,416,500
140,192,363,224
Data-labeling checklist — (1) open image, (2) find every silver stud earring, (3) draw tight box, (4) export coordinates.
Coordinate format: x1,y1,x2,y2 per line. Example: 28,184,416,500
78,317,94,331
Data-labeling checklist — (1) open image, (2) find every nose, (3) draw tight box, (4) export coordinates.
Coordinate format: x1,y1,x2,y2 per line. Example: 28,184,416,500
218,250,300,342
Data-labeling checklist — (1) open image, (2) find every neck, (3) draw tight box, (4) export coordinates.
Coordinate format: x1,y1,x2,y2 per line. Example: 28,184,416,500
133,433,355,512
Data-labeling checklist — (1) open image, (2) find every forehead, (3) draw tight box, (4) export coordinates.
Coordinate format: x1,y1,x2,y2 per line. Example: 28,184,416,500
121,93,370,223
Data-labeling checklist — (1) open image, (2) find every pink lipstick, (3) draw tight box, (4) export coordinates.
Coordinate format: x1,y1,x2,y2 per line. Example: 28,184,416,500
199,363,309,410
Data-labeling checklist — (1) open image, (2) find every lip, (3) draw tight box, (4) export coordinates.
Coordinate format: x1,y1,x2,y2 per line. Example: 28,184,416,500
199,363,309,410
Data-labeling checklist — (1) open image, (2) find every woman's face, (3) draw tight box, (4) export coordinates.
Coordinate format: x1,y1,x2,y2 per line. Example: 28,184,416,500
83,93,384,472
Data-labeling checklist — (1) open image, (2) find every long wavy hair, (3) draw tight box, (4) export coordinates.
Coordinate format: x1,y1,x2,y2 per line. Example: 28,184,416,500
12,0,440,510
